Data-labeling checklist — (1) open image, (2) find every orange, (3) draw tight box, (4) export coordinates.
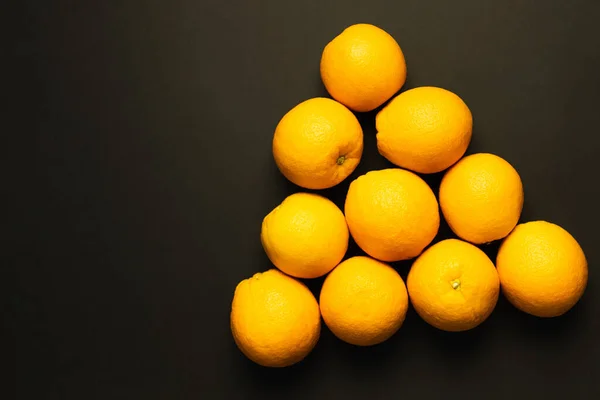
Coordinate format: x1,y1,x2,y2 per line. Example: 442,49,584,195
319,256,408,346
439,153,524,244
320,23,407,112
273,97,363,189
230,269,321,367
407,239,500,332
496,221,588,317
344,168,439,262
376,86,472,174
261,192,349,279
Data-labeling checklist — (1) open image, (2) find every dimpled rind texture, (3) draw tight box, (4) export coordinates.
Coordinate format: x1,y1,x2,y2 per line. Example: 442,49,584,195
273,97,363,190
407,239,500,332
261,192,349,279
496,221,588,318
319,256,409,346
439,153,524,244
320,24,407,112
230,269,321,367
376,86,472,174
344,168,440,262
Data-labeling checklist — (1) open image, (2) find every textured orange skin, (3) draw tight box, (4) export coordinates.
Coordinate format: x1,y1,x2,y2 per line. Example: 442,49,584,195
407,239,500,332
230,269,321,367
439,153,524,244
320,24,407,112
344,168,439,262
273,97,363,189
376,86,473,174
261,192,349,279
319,256,408,346
496,221,588,318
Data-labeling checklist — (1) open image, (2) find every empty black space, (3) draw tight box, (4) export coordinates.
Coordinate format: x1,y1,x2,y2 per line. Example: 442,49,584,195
7,0,600,399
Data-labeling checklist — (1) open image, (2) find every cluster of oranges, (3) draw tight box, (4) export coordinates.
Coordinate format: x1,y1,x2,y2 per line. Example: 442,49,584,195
230,24,588,368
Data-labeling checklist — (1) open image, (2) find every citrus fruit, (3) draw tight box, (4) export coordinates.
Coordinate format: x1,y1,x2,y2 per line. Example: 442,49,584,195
496,221,588,317
376,86,472,174
273,97,363,189
319,256,409,346
261,192,349,279
230,269,321,367
407,239,500,332
344,168,439,262
439,153,524,244
320,23,407,112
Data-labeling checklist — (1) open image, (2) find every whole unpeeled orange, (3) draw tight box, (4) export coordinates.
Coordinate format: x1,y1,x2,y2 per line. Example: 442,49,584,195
230,269,321,367
319,256,409,346
273,97,363,189
497,221,588,317
261,192,348,279
320,23,407,112
407,239,500,332
376,86,472,174
344,168,439,262
439,153,524,244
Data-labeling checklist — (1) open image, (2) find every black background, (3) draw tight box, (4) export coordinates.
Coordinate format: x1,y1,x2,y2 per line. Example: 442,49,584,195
9,0,600,399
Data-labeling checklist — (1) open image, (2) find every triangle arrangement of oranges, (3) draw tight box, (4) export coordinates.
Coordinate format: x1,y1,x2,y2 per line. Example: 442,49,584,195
229,23,588,368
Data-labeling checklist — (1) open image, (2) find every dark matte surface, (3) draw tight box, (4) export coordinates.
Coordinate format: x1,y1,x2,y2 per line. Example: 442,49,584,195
9,0,600,398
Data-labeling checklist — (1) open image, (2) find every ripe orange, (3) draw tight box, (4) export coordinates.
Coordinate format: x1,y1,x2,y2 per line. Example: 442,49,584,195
319,256,408,346
344,168,439,262
496,221,588,317
407,239,500,332
376,86,473,174
320,23,407,112
273,97,363,189
261,192,348,279
439,153,524,244
230,269,321,367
